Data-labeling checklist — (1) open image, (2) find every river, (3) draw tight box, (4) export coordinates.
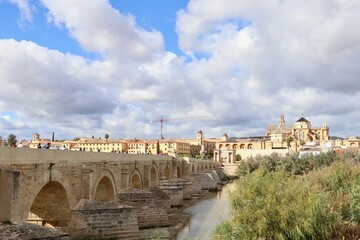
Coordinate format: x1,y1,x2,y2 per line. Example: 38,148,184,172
174,181,237,240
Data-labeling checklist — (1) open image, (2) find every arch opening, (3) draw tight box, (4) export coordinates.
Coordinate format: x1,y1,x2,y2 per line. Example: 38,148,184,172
27,181,70,229
131,173,142,189
164,165,171,180
150,167,158,187
176,165,181,178
94,176,115,201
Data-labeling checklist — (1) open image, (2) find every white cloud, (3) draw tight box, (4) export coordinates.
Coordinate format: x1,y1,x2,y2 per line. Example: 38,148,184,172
8,0,33,24
1,0,360,140
41,0,164,62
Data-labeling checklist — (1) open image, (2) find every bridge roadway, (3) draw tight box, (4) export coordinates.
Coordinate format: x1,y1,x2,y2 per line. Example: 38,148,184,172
0,147,218,228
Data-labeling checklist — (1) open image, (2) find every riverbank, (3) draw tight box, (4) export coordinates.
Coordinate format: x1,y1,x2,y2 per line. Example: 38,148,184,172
141,181,237,240
139,189,210,239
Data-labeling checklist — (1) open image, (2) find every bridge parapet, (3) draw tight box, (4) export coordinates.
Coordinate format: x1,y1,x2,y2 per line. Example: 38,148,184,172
0,147,173,165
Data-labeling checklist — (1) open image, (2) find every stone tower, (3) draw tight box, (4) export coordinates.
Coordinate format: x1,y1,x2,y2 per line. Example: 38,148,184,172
280,115,285,124
221,133,228,142
197,130,203,146
32,133,40,141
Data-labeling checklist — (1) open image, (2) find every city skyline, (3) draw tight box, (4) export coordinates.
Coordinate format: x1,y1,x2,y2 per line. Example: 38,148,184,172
1,0,360,140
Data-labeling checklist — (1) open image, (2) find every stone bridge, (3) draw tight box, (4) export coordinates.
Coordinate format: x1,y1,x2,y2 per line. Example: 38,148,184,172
0,147,219,233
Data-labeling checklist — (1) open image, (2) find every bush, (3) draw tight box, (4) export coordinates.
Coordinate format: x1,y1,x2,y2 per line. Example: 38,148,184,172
213,168,339,240
237,152,340,177
350,183,360,222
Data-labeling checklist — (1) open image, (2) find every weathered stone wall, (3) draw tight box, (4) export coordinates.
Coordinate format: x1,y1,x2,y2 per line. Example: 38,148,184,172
0,169,19,222
215,166,229,180
175,178,194,200
117,188,170,229
0,222,69,240
69,199,140,240
190,170,222,191
221,163,239,176
158,180,184,206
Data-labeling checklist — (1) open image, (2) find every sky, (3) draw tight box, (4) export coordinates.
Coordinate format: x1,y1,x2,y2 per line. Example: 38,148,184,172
1,0,360,141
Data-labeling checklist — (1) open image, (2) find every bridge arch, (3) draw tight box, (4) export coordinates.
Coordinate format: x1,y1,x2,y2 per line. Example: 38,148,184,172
176,165,182,178
150,162,159,187
93,170,116,201
27,181,71,228
164,163,171,180
130,169,143,189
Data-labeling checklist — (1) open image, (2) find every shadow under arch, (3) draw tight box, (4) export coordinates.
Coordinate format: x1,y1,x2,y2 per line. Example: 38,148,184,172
27,181,71,229
176,165,182,178
164,164,171,180
94,175,116,201
130,169,143,189
150,163,159,187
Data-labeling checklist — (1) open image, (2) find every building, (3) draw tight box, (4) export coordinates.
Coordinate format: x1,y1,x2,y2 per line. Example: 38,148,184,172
172,130,218,156
27,115,360,162
266,115,330,146
124,139,158,154
214,115,332,163
29,133,68,150
77,137,128,152
158,139,190,156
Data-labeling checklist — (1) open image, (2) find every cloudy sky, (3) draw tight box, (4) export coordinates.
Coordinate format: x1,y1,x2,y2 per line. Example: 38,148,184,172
1,0,360,141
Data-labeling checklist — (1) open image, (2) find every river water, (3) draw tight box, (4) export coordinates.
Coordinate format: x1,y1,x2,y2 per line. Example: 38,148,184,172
174,181,237,240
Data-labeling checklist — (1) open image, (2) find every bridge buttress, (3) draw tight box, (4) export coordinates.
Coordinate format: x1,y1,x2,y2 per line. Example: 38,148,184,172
0,169,20,222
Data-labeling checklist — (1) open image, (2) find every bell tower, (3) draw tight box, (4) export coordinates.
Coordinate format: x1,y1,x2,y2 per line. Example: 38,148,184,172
280,115,285,125
197,130,203,145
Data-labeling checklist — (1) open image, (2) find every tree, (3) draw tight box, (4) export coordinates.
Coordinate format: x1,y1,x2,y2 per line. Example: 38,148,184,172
286,136,293,149
104,133,109,139
73,137,80,141
7,134,17,147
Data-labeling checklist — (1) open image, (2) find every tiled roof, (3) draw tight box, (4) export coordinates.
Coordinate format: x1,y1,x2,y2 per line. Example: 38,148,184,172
296,117,310,123
273,125,288,134
267,124,293,132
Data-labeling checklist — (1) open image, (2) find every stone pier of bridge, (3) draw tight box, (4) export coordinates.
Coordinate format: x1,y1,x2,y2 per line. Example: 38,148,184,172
0,147,223,239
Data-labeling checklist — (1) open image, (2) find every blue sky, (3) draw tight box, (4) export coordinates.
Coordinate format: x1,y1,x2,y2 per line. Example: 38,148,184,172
1,0,360,141
111,0,187,54
0,0,186,57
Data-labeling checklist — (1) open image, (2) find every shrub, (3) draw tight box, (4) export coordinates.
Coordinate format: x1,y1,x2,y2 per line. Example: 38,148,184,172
213,168,339,240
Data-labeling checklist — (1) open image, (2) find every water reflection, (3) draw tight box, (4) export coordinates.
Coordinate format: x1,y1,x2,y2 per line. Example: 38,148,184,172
175,181,237,240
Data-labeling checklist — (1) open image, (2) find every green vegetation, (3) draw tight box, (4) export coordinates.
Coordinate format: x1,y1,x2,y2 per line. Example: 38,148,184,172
177,152,214,159
7,133,17,147
213,150,360,240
